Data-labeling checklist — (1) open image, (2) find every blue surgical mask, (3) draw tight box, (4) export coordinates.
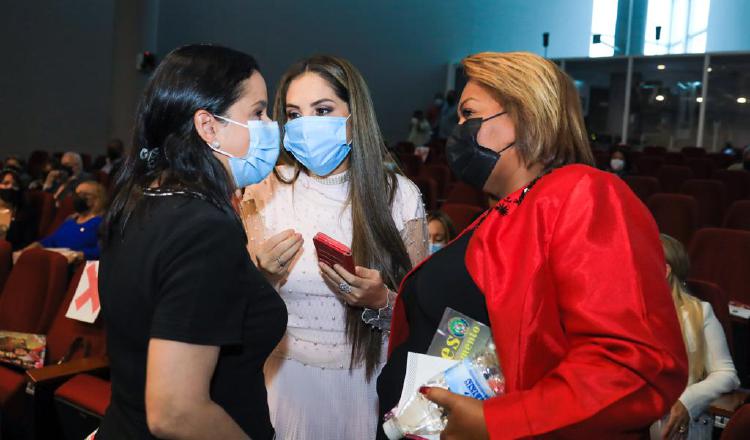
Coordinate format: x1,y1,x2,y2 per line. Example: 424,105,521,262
429,241,445,255
283,115,351,176
209,115,280,188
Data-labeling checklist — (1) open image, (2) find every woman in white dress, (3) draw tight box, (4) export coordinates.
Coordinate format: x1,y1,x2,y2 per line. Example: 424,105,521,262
241,55,428,440
651,234,740,440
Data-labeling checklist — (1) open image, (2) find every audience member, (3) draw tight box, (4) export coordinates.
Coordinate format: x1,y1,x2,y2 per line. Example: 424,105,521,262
19,180,105,262
437,89,458,140
650,234,740,440
607,145,630,178
727,145,750,171
44,152,91,201
407,110,432,147
101,138,125,175
0,169,35,250
427,210,456,254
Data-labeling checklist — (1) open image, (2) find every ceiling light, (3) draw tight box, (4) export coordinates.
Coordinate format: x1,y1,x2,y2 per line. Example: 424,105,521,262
657,64,666,70
696,97,703,103
655,94,665,101
707,67,713,72
737,97,747,104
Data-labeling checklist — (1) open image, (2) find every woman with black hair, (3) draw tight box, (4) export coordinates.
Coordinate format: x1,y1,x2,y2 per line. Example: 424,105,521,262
97,44,286,440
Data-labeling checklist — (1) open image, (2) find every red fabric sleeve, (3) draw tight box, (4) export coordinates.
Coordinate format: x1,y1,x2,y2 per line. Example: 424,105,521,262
483,173,688,438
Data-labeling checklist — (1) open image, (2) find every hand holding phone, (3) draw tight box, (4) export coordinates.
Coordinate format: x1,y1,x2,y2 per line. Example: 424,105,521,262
313,232,355,274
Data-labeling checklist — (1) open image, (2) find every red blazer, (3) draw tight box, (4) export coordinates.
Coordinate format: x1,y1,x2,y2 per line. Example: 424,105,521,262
389,165,688,439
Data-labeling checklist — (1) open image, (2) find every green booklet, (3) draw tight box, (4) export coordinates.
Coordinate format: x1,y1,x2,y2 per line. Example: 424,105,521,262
426,308,492,361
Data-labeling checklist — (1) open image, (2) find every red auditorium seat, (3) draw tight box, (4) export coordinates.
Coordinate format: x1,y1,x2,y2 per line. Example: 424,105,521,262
723,200,750,231
445,182,486,207
0,249,68,334
0,249,68,435
681,146,706,157
15,264,108,438
712,170,750,202
663,152,685,166
55,373,111,438
708,153,735,169
634,155,664,176
685,158,715,179
27,190,56,240
657,165,694,193
419,164,451,199
687,279,733,356
689,228,750,307
0,240,11,292
44,195,75,237
441,203,485,232
680,179,728,227
647,193,699,246
411,176,438,211
721,403,750,440
623,176,661,204
397,153,422,177
643,146,667,155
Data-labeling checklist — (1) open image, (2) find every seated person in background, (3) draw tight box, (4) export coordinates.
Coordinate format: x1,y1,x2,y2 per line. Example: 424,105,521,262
407,110,432,147
19,181,106,262
427,210,456,254
43,152,91,201
0,169,35,250
607,145,630,178
101,138,124,176
727,145,750,172
3,156,30,188
651,234,740,440
27,159,55,191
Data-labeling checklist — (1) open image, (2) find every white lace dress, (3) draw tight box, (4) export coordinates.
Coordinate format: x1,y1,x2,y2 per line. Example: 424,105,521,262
241,165,428,440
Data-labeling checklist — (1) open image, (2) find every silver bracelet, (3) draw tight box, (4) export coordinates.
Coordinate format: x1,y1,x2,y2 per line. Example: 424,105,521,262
361,286,396,332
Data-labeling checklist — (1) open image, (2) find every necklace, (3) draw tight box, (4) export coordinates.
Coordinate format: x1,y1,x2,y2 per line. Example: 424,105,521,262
494,168,554,216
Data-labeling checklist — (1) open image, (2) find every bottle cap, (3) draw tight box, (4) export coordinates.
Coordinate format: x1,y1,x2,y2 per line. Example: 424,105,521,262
382,418,404,440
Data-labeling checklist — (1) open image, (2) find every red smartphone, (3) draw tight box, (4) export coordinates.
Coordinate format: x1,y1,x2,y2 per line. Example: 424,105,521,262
313,232,356,274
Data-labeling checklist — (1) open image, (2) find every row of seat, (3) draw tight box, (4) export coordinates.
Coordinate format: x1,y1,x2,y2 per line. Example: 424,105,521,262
0,246,107,439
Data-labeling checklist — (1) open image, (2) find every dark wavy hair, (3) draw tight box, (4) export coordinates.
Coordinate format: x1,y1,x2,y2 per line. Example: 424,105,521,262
102,44,260,245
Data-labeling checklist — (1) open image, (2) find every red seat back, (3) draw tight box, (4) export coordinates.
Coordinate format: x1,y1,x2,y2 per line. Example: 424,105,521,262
635,155,665,177
45,264,106,364
647,193,699,246
721,403,750,440
712,170,750,202
624,176,661,204
663,152,685,166
27,190,55,240
685,158,715,179
681,146,706,157
441,203,485,233
419,165,451,199
45,195,75,238
687,279,733,356
445,182,486,207
680,179,728,227
0,241,11,293
411,176,438,211
689,228,750,306
0,249,68,334
657,165,694,193
723,200,750,231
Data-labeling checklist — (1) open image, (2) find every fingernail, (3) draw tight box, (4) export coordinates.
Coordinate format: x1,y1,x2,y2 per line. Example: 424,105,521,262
419,386,429,395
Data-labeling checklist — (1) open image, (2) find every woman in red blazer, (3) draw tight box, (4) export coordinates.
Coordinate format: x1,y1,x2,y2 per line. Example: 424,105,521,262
376,52,688,440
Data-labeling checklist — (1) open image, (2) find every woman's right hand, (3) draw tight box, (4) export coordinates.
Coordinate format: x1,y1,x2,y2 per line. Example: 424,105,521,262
256,229,303,281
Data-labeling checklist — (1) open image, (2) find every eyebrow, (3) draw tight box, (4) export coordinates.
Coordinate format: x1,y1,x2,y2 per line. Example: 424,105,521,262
459,97,477,109
286,98,336,109
254,99,268,108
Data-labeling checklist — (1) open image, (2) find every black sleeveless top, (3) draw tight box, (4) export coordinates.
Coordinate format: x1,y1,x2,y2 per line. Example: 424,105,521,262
376,228,489,439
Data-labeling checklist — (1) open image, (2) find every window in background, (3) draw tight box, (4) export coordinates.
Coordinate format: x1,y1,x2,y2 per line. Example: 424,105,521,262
589,0,620,57
644,0,710,55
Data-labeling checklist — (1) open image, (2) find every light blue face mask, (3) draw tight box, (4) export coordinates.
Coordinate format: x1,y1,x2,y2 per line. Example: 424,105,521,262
429,241,445,255
209,115,280,188
283,115,351,176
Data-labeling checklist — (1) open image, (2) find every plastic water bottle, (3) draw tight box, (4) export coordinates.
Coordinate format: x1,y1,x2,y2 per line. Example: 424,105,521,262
382,343,505,439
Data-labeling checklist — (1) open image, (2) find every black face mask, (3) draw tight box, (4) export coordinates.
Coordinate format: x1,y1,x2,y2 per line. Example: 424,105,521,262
0,189,21,208
73,195,89,214
61,165,75,178
446,112,515,190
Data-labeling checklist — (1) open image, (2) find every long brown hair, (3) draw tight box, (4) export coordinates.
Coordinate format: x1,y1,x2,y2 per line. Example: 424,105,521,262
660,234,706,383
462,52,594,169
273,55,412,379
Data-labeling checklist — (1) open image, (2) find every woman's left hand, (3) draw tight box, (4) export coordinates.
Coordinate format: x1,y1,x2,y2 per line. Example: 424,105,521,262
319,263,388,309
661,400,690,439
421,387,489,440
